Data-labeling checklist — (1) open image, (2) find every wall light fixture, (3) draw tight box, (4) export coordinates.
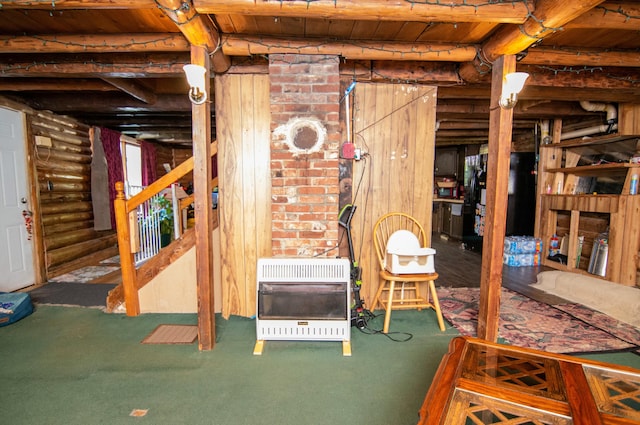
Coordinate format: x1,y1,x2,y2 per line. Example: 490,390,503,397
183,64,207,105
499,72,529,109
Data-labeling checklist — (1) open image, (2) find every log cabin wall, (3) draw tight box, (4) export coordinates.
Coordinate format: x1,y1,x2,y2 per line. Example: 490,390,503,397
31,112,117,278
351,83,437,305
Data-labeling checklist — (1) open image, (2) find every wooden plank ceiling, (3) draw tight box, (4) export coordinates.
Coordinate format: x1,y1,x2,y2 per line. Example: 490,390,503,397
0,0,639,147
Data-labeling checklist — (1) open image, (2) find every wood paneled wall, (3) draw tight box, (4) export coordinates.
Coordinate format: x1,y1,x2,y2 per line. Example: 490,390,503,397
351,83,438,305
213,78,436,317
215,74,272,318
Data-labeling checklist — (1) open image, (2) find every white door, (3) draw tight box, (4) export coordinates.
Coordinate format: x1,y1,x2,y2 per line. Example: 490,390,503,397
0,108,34,291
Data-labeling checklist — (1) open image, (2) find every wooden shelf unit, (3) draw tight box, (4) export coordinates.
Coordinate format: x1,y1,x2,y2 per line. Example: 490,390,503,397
538,194,640,285
541,134,640,196
537,130,640,287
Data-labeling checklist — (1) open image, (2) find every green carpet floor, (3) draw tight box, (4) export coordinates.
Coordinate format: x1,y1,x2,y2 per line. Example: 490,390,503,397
1,305,639,424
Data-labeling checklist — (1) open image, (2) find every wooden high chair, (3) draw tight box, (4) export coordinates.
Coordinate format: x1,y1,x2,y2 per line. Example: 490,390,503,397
372,212,445,333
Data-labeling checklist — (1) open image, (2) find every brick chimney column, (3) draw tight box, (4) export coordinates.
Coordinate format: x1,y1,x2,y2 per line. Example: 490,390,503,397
269,54,341,256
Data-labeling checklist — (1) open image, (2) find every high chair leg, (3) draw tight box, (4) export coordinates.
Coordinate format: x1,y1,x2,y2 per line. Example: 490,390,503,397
372,279,387,310
429,280,445,331
382,280,395,333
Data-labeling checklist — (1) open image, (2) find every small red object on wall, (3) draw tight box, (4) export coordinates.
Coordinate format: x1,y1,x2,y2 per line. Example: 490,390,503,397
22,210,33,240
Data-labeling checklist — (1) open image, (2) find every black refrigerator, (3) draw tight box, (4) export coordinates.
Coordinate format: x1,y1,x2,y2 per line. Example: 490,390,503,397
463,152,537,252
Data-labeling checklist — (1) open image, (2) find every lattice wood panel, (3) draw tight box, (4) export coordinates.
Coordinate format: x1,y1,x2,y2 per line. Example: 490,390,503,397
444,389,572,425
584,365,640,421
461,344,566,401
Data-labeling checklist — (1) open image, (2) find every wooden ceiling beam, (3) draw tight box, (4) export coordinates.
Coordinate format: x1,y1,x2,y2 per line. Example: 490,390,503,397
3,0,633,30
194,0,531,24
353,60,462,84
0,0,155,8
18,93,192,113
2,34,638,72
101,78,158,104
0,34,189,53
89,118,192,128
521,64,640,89
566,2,640,29
521,47,640,68
441,66,640,100
459,0,607,81
520,86,640,103
222,35,477,62
436,99,605,118
123,131,193,139
0,53,189,77
2,55,637,102
0,78,117,91
439,84,640,103
436,130,490,138
436,137,490,144
438,121,490,130
156,0,231,73
481,0,607,62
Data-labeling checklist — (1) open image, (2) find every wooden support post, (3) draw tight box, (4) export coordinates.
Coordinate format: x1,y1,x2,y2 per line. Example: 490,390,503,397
114,181,139,316
477,55,516,341
190,45,216,351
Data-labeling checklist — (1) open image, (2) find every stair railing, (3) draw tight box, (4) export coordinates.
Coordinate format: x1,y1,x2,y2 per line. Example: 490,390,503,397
114,140,217,316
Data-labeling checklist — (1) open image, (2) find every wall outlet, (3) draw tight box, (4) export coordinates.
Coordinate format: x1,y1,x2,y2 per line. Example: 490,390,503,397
35,135,52,147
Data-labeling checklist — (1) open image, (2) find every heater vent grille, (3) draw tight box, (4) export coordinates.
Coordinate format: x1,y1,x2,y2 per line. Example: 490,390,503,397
257,320,349,341
258,257,350,282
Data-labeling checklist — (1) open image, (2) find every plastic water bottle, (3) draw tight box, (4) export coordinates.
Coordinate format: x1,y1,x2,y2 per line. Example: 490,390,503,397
630,174,638,195
549,234,559,257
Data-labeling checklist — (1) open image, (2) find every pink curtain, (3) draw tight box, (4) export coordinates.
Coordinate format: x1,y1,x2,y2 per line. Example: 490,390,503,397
100,127,124,230
141,141,157,186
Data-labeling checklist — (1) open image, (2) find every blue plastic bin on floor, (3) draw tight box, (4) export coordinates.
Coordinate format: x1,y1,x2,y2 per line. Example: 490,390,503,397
0,292,33,326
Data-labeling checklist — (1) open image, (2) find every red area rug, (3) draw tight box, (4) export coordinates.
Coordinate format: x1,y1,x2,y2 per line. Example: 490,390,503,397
437,287,640,355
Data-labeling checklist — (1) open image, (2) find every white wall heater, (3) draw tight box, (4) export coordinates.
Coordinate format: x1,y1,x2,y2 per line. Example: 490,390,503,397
253,257,352,356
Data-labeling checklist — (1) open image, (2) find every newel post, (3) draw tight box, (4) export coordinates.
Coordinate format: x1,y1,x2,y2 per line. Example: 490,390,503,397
114,181,140,316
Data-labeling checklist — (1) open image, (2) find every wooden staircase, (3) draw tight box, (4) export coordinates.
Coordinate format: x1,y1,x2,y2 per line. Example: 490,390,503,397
110,140,218,316
106,227,196,312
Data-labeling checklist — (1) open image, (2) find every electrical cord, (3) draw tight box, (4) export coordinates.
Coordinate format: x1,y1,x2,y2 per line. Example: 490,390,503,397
354,310,413,342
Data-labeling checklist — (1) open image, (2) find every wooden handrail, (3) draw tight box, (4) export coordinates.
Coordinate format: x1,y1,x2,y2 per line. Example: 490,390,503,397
127,141,218,211
179,177,219,210
114,140,218,316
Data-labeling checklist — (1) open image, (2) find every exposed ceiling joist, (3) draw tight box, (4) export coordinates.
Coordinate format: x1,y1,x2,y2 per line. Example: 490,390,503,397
222,35,477,61
194,0,532,23
0,0,638,146
101,78,158,104
459,0,607,81
0,53,189,77
0,34,189,53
